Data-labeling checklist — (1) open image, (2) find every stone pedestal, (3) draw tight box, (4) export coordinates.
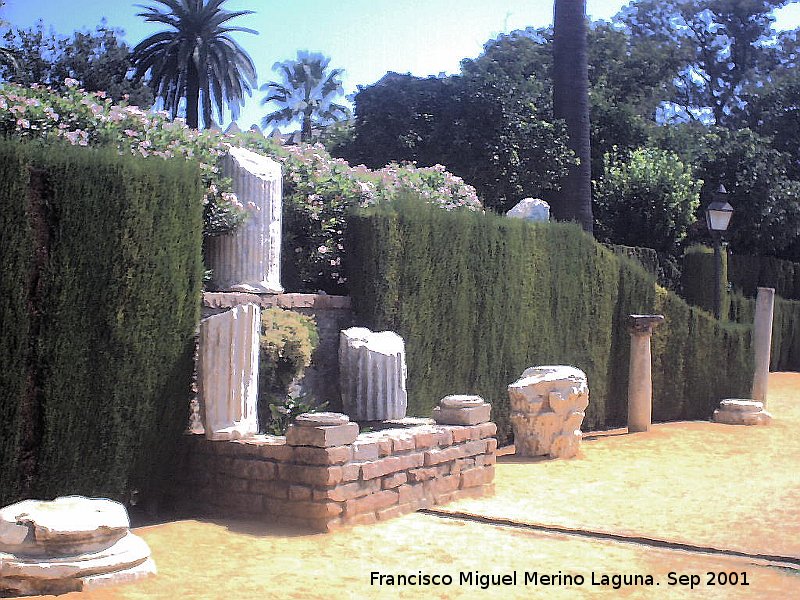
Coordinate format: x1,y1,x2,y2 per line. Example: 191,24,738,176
198,303,260,440
627,315,664,433
0,496,155,596
339,327,407,421
751,287,775,405
508,366,589,459
713,399,772,425
433,395,491,425
286,412,360,447
205,147,283,293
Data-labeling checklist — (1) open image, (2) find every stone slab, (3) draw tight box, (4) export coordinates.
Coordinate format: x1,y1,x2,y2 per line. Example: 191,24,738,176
294,412,350,427
440,395,485,409
718,399,764,413
286,422,359,447
713,409,772,425
432,403,491,426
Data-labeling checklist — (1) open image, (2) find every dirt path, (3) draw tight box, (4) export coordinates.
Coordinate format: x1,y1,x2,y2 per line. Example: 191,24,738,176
42,374,800,599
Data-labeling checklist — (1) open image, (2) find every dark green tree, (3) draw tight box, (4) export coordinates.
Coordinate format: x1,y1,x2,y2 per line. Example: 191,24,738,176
617,0,791,126
132,0,257,129
260,51,350,142
0,20,153,106
552,0,594,233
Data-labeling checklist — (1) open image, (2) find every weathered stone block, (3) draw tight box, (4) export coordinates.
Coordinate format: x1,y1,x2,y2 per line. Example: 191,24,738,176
382,472,408,489
509,365,589,459
506,197,550,222
290,445,353,465
461,466,495,488
713,399,773,425
344,489,399,516
432,403,492,426
277,464,343,486
285,421,359,448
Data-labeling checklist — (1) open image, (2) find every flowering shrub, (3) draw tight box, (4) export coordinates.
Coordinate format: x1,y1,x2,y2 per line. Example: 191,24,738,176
0,81,248,235
0,82,482,292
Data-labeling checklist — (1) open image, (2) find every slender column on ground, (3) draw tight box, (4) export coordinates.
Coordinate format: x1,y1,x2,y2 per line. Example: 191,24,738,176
627,314,664,433
751,287,775,405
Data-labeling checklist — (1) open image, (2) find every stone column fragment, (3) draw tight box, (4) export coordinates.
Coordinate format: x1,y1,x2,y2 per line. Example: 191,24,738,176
205,147,283,293
339,327,407,421
627,314,664,433
197,304,260,440
751,287,775,405
508,366,589,459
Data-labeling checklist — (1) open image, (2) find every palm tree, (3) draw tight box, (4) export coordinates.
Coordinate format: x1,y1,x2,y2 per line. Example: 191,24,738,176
132,0,257,129
260,51,350,143
552,0,593,234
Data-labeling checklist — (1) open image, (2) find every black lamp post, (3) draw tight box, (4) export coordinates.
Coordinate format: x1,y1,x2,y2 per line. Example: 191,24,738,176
705,185,734,320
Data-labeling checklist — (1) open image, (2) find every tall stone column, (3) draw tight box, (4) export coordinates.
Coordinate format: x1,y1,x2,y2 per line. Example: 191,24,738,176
627,315,664,433
197,304,261,440
751,287,775,405
205,147,283,293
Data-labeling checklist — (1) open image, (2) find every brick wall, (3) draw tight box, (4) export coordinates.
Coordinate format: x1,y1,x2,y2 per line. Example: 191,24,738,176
173,422,497,531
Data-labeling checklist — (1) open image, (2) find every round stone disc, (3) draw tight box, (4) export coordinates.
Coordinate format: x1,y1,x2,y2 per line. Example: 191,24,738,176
719,399,764,413
440,395,485,409
294,412,350,427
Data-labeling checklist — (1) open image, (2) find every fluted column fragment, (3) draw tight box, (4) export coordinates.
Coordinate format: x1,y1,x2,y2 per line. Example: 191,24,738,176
197,304,260,440
339,327,407,421
205,147,283,293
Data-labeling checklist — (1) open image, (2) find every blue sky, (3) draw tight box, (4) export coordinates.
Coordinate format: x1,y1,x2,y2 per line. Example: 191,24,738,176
4,0,800,130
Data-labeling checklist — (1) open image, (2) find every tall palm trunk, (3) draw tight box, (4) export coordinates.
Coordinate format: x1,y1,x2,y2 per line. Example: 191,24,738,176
186,59,200,129
552,0,593,234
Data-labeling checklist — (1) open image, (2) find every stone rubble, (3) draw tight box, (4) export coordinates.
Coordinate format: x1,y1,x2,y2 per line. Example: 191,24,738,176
0,496,155,596
508,365,590,459
505,198,550,222
713,399,773,425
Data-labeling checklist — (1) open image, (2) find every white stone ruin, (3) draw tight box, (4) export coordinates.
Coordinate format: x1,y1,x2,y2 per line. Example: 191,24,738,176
0,496,155,596
713,399,772,425
339,327,407,421
205,146,283,293
506,198,550,222
197,303,260,440
508,365,589,459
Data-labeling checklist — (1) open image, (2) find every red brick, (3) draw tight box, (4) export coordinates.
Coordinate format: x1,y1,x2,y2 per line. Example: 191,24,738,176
352,440,379,461
382,472,408,489
389,432,416,452
236,460,277,480
408,467,438,483
312,480,381,502
289,485,313,501
265,498,343,520
484,453,497,466
423,446,463,466
361,456,402,480
291,445,352,465
344,489,399,515
486,438,498,454
278,464,343,486
249,479,290,498
399,452,425,470
217,476,249,494
215,492,263,514
450,427,471,443
376,438,393,456
341,463,361,482
463,439,489,457
345,513,378,526
397,483,426,505
478,422,498,438
376,505,406,521
255,442,294,462
436,429,454,446
412,430,438,449
425,474,460,498
460,466,495,489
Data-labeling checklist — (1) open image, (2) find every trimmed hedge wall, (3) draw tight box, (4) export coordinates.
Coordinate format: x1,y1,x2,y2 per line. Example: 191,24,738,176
681,245,729,319
0,140,203,506
346,205,753,444
728,254,800,300
729,294,800,372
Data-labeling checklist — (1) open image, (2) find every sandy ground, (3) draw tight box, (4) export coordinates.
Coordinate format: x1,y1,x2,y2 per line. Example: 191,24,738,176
38,374,800,599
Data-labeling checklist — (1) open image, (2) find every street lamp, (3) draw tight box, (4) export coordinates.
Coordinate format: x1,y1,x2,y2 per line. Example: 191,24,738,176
705,185,734,320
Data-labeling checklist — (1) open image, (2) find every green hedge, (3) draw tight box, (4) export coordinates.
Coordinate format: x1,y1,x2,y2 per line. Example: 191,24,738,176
0,143,33,504
728,254,800,300
680,245,729,320
347,204,753,444
729,294,800,372
0,140,203,506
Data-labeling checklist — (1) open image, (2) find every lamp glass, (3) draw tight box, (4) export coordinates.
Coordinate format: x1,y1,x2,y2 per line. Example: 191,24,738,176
705,202,734,232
